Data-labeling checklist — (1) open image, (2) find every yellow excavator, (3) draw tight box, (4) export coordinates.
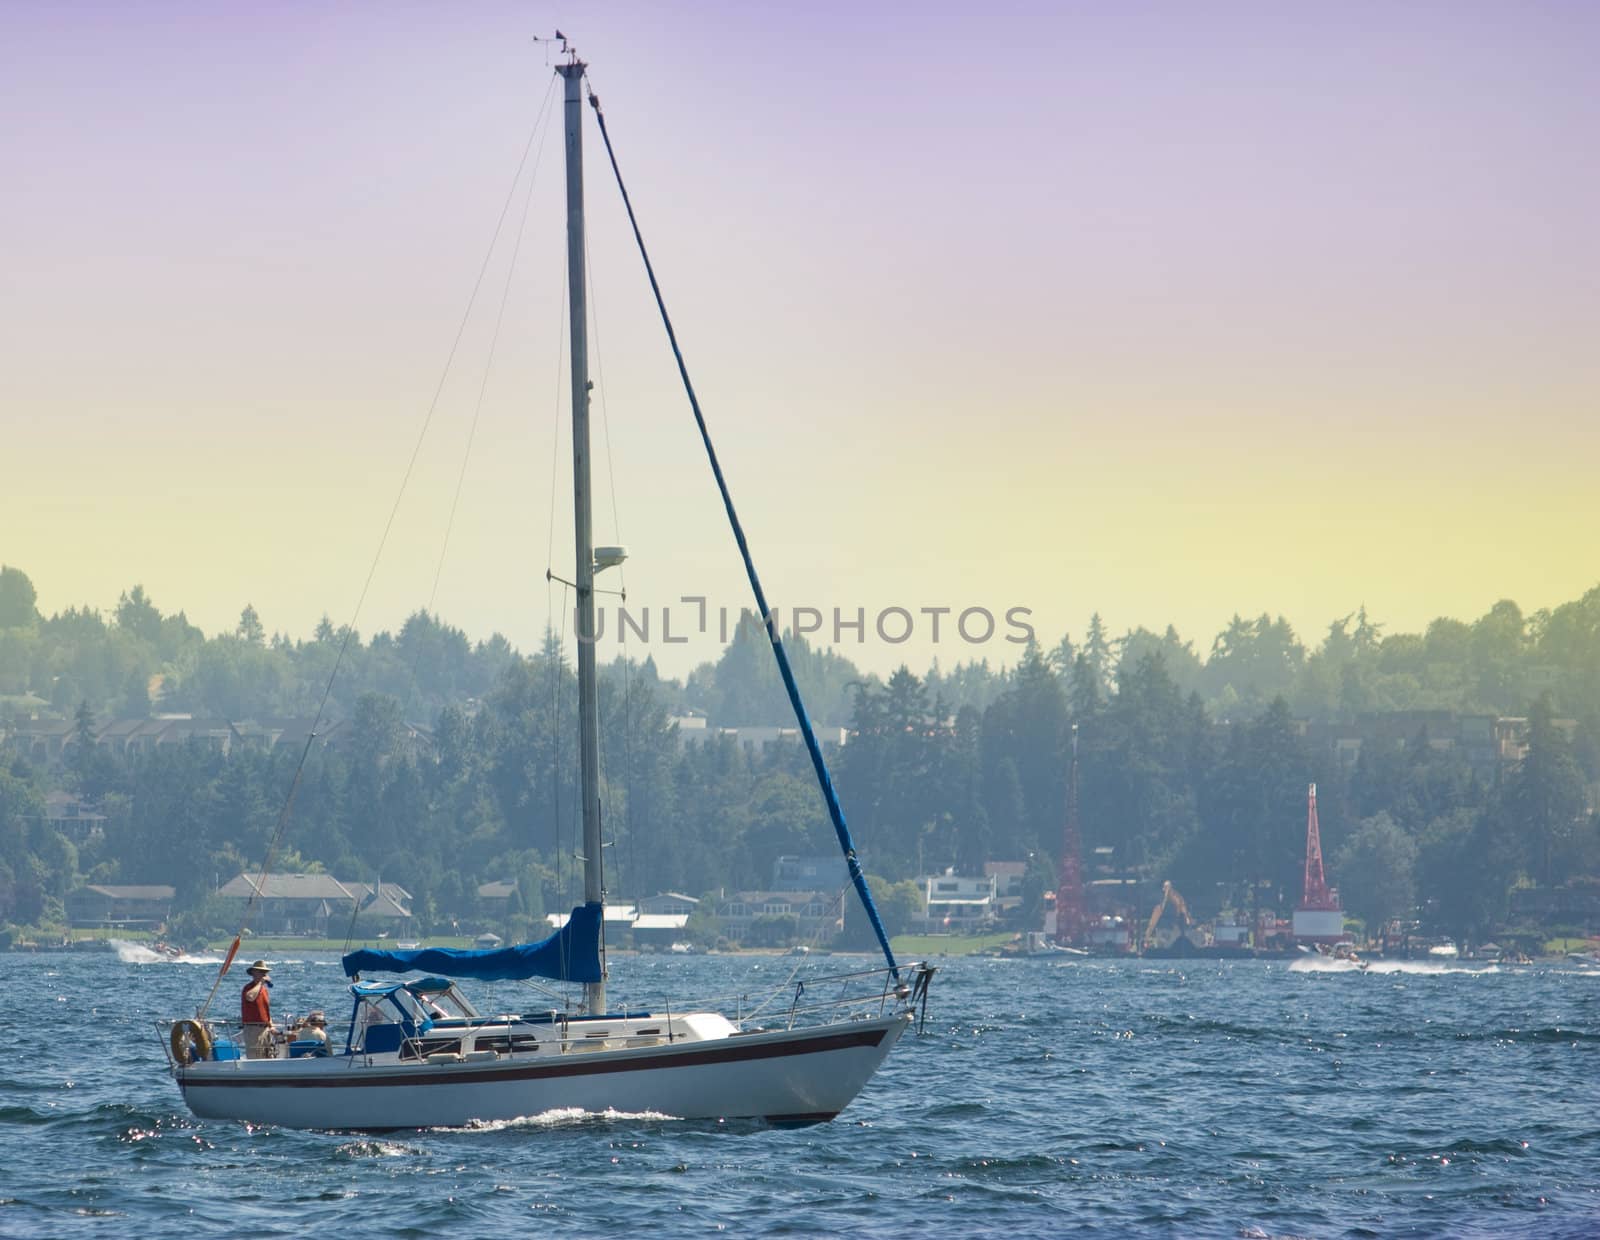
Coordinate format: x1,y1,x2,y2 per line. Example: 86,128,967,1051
1143,880,1194,947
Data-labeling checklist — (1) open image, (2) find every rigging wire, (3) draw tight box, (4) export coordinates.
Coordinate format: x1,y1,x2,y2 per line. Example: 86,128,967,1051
546,252,571,928
399,75,560,728
581,226,637,903
539,236,582,989
551,582,575,981
545,268,568,582
582,224,627,567
551,582,570,925
619,647,637,905
585,81,902,980
344,79,560,959
197,78,562,1016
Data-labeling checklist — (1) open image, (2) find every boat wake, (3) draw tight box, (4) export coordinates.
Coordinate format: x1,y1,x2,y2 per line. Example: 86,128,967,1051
110,940,223,965
446,1107,681,1133
1290,957,1501,976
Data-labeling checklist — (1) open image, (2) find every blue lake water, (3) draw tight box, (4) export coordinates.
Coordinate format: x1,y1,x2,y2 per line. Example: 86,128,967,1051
2,947,1596,1237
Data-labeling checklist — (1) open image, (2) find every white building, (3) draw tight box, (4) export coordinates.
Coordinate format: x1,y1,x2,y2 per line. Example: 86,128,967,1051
919,871,998,931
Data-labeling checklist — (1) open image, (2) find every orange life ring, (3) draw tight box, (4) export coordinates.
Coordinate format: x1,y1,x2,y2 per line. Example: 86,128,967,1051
170,1019,213,1065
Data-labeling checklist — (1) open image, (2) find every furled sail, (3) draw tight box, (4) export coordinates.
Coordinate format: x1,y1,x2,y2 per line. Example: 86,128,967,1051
341,902,603,982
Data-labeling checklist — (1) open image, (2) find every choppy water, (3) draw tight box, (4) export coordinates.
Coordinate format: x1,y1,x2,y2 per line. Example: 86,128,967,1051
2,948,1596,1237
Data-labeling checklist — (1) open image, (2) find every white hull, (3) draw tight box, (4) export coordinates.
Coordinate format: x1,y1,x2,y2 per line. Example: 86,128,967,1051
178,1015,908,1130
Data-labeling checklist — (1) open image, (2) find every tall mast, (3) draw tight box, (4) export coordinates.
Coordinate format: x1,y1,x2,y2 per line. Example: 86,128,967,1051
559,55,606,1017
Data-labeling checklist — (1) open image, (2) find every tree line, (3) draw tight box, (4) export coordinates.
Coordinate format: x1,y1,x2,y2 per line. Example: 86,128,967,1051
1,564,1597,946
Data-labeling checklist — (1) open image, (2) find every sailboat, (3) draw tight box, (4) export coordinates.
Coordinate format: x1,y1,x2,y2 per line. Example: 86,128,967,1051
159,44,932,1130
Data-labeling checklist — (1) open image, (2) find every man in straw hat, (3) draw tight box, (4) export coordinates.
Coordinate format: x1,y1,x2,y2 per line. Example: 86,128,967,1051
240,959,277,1059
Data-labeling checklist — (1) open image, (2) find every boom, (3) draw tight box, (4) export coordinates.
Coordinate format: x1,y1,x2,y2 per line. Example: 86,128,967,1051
1143,880,1193,944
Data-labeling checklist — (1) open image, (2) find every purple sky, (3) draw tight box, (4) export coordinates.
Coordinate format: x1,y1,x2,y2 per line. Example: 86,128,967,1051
4,2,1597,675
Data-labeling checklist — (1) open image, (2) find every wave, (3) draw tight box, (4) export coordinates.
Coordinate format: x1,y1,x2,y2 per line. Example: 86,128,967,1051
0,1104,52,1126
1288,957,1501,976
1137,1009,1598,1048
334,1139,416,1158
1461,1027,1600,1044
1140,1014,1281,1043
1434,1136,1536,1155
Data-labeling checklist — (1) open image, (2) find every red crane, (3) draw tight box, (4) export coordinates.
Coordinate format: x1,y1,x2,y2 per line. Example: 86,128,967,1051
1292,781,1345,943
1301,782,1337,910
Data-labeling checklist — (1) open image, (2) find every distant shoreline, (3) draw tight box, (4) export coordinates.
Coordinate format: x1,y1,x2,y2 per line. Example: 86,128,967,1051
0,935,855,958
15,930,1592,961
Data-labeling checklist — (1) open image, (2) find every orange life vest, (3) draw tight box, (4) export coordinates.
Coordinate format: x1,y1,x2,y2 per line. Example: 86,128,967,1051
241,980,271,1025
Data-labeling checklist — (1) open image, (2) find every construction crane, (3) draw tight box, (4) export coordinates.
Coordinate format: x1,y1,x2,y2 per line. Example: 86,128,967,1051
1144,880,1193,945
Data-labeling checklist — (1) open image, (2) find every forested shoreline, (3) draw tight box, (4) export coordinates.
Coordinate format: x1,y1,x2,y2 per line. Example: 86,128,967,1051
1,564,1597,948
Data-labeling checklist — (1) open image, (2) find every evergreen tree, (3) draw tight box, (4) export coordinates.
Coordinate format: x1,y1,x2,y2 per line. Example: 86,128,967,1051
1503,695,1587,887
237,604,265,645
1334,812,1417,938
114,585,163,644
0,566,38,629
1082,614,1112,699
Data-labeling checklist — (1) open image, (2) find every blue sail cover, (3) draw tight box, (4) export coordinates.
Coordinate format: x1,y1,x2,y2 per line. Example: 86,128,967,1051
341,902,603,982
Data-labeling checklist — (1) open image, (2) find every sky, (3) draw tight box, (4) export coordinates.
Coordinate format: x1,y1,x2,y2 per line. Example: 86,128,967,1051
3,1,1597,679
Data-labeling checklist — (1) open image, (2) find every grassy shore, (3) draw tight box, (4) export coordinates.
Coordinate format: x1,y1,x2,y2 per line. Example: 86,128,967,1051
192,934,1022,957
